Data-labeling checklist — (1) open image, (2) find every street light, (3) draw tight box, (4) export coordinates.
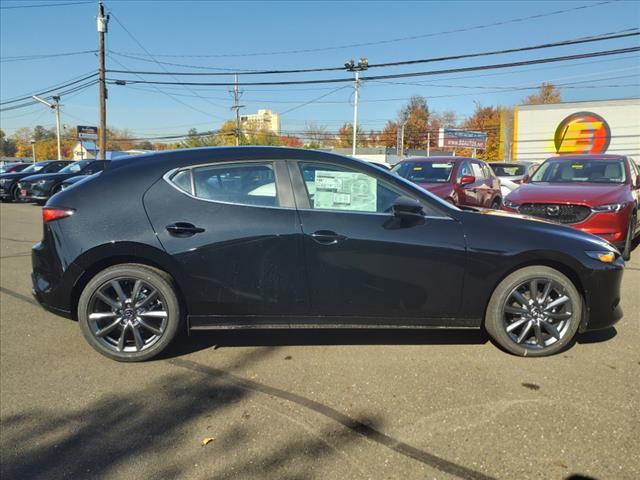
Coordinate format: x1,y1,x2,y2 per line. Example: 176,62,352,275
30,139,36,163
345,57,368,157
32,95,62,160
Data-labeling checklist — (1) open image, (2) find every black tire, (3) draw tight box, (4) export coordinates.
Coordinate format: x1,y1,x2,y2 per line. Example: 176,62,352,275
78,264,181,362
490,197,501,209
485,266,582,357
622,211,636,261
11,185,21,202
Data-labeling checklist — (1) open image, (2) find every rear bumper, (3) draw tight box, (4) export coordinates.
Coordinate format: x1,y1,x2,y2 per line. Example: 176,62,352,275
31,241,80,319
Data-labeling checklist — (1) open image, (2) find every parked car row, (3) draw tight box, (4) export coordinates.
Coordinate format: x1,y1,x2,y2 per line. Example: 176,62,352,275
0,159,107,204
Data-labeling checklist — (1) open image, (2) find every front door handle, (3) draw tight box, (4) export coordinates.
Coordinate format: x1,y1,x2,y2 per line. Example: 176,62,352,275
311,230,347,245
166,222,205,237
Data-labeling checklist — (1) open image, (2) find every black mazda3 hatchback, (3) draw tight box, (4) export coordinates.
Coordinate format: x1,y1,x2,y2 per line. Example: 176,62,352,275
31,147,624,361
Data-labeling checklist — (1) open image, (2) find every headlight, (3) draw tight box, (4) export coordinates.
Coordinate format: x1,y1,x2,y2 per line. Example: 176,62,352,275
592,203,625,213
586,251,618,263
504,199,520,209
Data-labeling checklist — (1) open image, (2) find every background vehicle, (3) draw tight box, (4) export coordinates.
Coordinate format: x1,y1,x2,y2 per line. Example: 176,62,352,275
0,162,30,174
488,161,538,197
32,147,623,362
503,154,640,259
0,160,69,202
392,156,502,208
18,160,108,202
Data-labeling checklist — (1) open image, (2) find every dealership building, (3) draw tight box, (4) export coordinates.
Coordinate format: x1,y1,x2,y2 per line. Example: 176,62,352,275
511,98,640,163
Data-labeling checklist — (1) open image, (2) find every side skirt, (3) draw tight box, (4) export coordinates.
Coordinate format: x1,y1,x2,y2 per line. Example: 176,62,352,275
188,315,482,331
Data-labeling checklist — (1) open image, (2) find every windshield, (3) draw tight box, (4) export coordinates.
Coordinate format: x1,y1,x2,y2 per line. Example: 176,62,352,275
530,158,627,184
491,164,527,177
59,160,90,174
20,163,46,174
392,161,454,183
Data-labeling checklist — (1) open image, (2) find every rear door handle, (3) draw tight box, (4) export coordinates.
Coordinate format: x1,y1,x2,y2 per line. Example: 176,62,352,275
166,222,205,237
311,230,347,245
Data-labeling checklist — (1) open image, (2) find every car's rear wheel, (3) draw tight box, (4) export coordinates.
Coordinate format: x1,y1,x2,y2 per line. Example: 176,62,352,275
78,264,181,362
485,266,582,357
622,211,636,261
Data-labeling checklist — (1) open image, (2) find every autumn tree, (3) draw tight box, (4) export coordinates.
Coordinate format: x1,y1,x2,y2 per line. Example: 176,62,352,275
523,83,561,105
216,121,241,146
379,96,431,150
463,103,504,160
336,122,364,148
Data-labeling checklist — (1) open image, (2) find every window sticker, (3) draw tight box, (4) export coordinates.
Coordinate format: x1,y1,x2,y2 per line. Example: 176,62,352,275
432,163,452,168
413,166,423,171
313,170,377,212
571,164,584,169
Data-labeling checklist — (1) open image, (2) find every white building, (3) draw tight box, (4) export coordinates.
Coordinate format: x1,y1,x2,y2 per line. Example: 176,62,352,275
513,98,640,162
240,109,281,135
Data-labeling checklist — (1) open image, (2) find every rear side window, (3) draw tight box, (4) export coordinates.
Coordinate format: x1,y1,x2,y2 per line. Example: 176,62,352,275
170,162,279,207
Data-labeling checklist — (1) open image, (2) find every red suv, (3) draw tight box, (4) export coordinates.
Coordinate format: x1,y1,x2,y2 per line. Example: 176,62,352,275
503,154,640,259
392,156,502,208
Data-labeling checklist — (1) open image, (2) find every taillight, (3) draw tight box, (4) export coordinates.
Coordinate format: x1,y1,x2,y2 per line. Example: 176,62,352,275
42,207,75,223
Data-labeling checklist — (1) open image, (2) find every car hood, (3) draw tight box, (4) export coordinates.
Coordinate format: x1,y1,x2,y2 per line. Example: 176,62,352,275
506,182,629,205
0,171,33,180
465,207,617,252
414,182,454,199
20,172,74,183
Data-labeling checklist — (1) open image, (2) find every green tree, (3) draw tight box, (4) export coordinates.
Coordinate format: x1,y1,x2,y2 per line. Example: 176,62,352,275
182,128,219,148
0,129,17,157
336,123,364,148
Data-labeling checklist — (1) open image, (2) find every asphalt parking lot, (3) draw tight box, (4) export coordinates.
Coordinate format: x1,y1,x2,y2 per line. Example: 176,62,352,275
0,202,638,480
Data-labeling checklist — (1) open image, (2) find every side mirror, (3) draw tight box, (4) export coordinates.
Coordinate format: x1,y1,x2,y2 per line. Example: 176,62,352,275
521,174,531,184
458,175,476,186
392,196,424,218
635,174,640,189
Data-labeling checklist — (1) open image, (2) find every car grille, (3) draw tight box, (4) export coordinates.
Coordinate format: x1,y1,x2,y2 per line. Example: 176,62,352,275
518,203,591,224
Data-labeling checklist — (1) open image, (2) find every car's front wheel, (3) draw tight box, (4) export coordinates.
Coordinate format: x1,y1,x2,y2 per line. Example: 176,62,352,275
78,264,181,362
622,211,637,261
485,266,582,357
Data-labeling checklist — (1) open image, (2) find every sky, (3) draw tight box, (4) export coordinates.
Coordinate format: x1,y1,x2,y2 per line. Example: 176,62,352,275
1,0,639,140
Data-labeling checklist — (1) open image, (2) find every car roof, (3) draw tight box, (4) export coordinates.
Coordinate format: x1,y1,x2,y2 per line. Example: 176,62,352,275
400,156,474,163
543,154,627,162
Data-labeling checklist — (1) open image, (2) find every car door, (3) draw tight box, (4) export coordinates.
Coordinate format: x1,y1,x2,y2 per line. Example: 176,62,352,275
470,161,491,207
143,159,308,319
455,160,480,207
290,159,466,322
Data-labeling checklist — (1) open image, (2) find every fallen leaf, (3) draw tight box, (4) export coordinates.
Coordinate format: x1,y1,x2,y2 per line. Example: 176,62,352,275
201,437,215,446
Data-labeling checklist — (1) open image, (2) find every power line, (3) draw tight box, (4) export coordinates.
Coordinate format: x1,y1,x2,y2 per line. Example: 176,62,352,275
107,1,616,58
108,10,228,115
107,46,640,87
106,29,640,76
0,1,92,9
0,71,98,105
0,50,97,63
0,79,99,112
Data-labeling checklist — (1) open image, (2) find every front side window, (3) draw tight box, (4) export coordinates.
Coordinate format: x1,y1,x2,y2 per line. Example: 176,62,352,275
457,161,472,180
171,162,279,207
299,162,405,213
471,162,486,179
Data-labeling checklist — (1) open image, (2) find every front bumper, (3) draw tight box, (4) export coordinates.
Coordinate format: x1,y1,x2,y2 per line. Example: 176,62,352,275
18,182,52,201
580,257,624,331
503,205,631,246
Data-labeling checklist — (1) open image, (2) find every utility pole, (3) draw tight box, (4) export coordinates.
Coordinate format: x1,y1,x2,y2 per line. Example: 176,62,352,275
231,73,244,146
31,140,36,163
32,95,62,160
97,0,109,160
427,131,431,157
399,121,407,160
345,58,368,157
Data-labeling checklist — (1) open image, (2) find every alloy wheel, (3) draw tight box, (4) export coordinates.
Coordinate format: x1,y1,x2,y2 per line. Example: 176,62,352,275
502,277,574,350
87,277,169,353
